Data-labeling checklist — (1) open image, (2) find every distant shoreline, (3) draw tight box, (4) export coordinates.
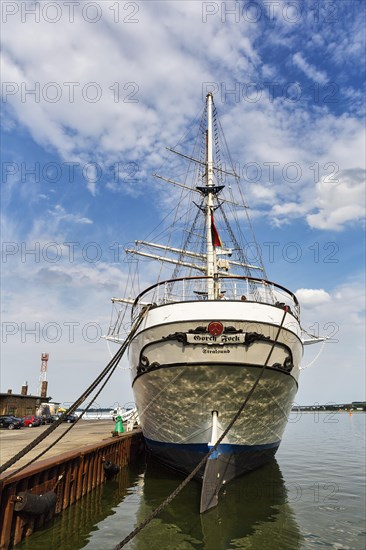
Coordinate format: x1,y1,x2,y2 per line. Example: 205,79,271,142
292,403,365,412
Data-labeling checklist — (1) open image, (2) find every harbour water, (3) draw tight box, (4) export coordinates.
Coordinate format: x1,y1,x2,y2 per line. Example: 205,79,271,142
18,412,365,549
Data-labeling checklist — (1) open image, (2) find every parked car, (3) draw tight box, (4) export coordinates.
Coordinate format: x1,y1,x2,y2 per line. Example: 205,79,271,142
63,414,77,423
0,415,23,430
40,415,54,424
22,415,42,427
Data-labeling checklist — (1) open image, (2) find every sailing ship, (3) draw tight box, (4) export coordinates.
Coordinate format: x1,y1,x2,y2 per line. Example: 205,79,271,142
107,93,317,512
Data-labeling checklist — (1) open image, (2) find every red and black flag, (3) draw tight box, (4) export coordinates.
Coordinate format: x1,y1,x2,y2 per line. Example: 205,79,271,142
211,213,223,247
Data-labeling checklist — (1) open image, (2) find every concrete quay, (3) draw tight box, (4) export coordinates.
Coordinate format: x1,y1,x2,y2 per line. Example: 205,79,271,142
0,421,144,549
0,420,122,472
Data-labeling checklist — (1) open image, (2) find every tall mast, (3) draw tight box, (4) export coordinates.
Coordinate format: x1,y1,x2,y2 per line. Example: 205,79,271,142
205,92,216,299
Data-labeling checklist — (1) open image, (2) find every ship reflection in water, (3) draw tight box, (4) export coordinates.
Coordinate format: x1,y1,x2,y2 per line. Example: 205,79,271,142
133,459,302,550
18,458,302,549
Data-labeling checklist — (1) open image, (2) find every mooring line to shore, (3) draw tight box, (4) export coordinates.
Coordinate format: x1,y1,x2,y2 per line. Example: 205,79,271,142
0,308,150,479
2,347,126,481
113,308,288,549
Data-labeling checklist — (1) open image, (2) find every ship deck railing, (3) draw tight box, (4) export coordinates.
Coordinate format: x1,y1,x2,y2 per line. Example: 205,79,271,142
131,275,300,322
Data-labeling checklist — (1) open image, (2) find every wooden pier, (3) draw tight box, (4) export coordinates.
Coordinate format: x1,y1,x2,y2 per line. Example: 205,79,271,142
0,421,144,549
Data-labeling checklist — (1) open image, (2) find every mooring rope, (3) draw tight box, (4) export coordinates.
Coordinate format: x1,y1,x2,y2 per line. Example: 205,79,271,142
113,308,288,549
0,308,149,478
300,338,327,370
299,327,328,370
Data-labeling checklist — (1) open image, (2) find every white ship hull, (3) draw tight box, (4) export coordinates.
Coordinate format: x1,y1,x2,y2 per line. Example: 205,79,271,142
129,300,302,479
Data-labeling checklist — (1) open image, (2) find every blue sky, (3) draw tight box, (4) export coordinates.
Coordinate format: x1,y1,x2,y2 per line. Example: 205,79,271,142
1,0,365,409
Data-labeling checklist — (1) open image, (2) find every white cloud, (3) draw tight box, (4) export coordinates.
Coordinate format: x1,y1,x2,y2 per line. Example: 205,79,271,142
1,233,133,402
306,169,366,231
248,184,276,204
48,205,93,225
1,2,242,165
237,109,366,230
295,288,331,306
293,52,328,84
328,14,365,66
297,277,365,403
1,1,364,234
268,206,305,228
